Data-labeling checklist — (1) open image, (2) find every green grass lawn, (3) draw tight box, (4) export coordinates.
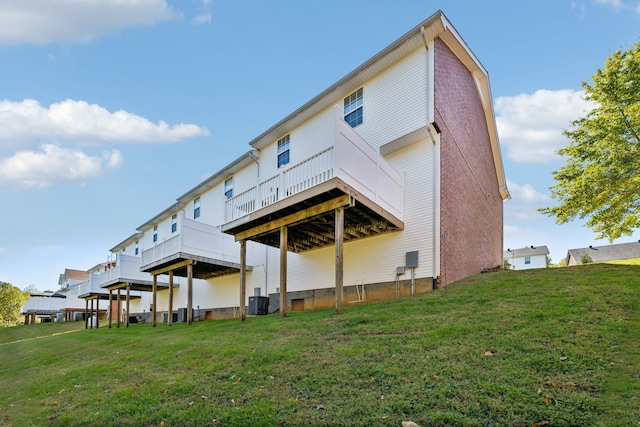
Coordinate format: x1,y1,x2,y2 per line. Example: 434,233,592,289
1,263,639,426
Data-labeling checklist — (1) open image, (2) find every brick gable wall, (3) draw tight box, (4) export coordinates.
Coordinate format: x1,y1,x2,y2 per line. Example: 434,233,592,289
434,38,504,285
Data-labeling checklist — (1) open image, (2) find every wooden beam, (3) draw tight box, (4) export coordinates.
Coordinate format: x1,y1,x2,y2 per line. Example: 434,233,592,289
108,289,113,328
234,194,352,242
280,225,288,318
335,206,344,315
85,299,89,329
96,297,100,329
187,264,193,325
116,288,121,328
149,259,194,276
152,275,157,327
125,284,130,328
168,271,174,326
240,239,247,321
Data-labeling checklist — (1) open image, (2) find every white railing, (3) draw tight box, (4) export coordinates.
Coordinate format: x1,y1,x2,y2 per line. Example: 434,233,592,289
141,216,245,270
21,296,66,313
78,274,103,295
224,107,403,223
99,254,157,287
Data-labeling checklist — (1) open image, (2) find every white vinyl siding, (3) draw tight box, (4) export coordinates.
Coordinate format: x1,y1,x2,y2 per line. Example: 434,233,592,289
353,48,428,148
283,139,436,292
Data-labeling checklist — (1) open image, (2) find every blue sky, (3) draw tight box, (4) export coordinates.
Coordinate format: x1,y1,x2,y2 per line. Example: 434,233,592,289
1,0,639,290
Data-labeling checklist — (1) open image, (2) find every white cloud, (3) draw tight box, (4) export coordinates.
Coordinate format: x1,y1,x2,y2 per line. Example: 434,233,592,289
0,0,180,46
504,180,550,221
596,0,625,11
0,99,210,151
0,144,123,190
495,89,595,164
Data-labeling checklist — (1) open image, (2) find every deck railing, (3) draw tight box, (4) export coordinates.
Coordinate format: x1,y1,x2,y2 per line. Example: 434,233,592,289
224,108,403,223
141,217,244,270
21,296,66,312
98,254,155,287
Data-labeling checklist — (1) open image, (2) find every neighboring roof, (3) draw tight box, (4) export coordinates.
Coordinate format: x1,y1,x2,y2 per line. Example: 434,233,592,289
176,150,258,205
135,150,259,232
64,269,89,280
243,10,509,200
567,241,640,264
109,232,144,253
504,246,550,258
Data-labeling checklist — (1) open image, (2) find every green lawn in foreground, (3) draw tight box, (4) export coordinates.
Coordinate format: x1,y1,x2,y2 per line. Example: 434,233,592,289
1,263,639,426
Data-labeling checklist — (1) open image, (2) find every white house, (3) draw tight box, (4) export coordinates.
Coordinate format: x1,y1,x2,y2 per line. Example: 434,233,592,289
97,10,509,325
504,246,550,270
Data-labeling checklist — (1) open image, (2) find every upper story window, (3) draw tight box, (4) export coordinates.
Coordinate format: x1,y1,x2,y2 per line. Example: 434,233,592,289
135,240,139,256
344,88,363,128
171,214,177,233
153,225,158,243
224,177,234,199
194,197,201,219
277,135,290,168
524,256,531,265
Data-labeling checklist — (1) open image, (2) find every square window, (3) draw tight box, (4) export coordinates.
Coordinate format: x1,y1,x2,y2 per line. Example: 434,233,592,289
344,88,363,128
277,135,290,168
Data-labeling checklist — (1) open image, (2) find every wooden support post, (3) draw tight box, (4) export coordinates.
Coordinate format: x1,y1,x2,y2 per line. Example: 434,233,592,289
152,275,157,327
31,313,36,325
96,297,100,329
125,284,130,328
280,225,288,318
85,299,89,329
90,299,94,328
335,206,344,315
187,264,193,325
116,288,121,328
108,289,113,328
168,271,174,326
239,239,247,321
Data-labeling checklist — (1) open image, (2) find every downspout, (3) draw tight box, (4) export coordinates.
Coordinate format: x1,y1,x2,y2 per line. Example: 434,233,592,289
422,26,441,288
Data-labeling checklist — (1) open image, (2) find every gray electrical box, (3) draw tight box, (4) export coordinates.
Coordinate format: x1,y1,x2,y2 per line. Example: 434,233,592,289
396,266,406,275
406,251,419,268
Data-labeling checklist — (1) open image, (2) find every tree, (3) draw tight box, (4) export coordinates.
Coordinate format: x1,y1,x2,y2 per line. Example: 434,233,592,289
580,251,593,264
540,42,640,241
0,282,26,326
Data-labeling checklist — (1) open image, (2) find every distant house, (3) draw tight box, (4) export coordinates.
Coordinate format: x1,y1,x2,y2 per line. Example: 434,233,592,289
504,246,549,270
566,241,640,265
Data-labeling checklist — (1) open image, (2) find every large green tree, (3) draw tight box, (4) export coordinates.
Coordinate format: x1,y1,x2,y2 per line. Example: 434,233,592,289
0,281,26,326
541,42,640,240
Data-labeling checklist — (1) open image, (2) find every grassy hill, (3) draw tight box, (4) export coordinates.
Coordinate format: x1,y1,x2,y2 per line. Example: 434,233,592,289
1,264,639,426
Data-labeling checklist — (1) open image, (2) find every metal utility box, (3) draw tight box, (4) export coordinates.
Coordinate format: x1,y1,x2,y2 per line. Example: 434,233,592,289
248,296,269,315
406,251,419,268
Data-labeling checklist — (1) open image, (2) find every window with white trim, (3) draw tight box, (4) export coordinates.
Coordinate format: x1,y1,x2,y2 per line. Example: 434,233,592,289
277,135,290,168
224,177,233,199
171,214,177,233
194,197,201,219
524,256,531,265
153,225,158,243
135,240,139,256
344,88,363,127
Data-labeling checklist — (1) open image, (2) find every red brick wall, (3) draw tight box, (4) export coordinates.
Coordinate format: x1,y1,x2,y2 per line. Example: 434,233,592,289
434,38,504,285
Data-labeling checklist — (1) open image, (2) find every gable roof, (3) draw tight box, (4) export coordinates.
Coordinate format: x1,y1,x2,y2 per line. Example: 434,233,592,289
567,241,640,264
504,246,550,258
64,269,89,280
244,10,509,201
